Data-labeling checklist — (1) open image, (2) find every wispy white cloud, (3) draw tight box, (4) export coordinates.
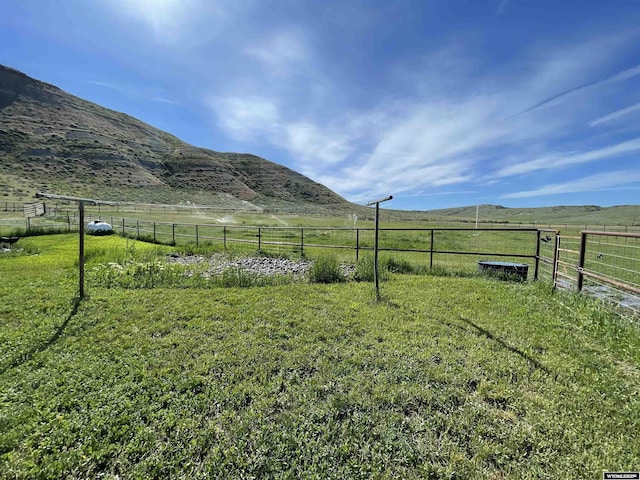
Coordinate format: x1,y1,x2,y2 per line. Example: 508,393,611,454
210,96,280,139
209,95,355,165
89,80,177,105
106,0,238,48
495,138,640,177
513,64,640,117
496,0,511,16
589,101,640,127
397,190,478,198
245,30,309,76
201,17,640,204
503,170,640,198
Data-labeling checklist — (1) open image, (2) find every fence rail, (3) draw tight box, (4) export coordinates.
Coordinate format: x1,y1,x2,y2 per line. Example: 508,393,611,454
575,231,640,314
4,212,640,315
108,216,539,273
536,230,640,315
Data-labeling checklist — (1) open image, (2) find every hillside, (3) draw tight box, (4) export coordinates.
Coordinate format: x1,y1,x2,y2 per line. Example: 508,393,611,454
420,204,640,226
0,65,350,210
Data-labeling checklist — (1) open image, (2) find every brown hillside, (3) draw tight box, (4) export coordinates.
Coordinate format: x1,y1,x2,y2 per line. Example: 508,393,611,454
0,65,349,209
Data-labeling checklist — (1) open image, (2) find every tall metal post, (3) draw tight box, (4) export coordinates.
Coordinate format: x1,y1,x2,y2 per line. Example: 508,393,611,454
366,195,393,300
577,231,587,292
374,203,380,297
34,192,118,301
534,230,541,281
430,229,434,268
79,202,85,299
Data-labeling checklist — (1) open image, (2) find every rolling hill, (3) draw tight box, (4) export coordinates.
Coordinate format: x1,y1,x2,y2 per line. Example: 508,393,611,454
419,204,640,226
0,65,350,210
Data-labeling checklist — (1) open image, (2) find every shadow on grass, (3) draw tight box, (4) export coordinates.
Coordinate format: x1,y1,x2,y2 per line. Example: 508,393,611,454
0,296,82,375
450,315,552,376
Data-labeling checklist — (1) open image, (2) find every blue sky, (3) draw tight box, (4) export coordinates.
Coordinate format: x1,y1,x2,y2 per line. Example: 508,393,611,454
2,0,640,210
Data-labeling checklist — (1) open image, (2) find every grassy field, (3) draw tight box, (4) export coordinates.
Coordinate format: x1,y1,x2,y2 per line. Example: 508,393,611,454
1,234,639,479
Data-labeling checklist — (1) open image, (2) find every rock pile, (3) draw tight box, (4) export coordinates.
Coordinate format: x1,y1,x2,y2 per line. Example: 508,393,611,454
167,253,355,278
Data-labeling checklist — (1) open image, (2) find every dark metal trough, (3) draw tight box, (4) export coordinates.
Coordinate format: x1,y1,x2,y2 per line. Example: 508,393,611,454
478,260,529,281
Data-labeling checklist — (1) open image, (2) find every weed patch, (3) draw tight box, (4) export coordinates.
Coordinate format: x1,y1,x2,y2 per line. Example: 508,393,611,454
307,254,346,283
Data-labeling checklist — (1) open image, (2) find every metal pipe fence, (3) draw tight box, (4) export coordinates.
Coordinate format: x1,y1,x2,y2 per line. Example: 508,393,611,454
577,231,640,315
106,216,541,277
5,212,640,315
536,230,640,315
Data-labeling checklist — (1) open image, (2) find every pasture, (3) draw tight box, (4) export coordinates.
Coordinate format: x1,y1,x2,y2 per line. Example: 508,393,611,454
1,234,639,479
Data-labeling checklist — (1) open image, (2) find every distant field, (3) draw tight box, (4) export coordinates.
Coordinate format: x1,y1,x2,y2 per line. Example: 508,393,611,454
3,199,640,230
1,234,639,478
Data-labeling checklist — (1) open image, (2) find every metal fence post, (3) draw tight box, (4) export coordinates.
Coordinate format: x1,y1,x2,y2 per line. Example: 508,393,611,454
172,224,175,245
534,230,541,280
196,225,199,246
258,227,261,251
356,228,359,261
136,220,140,239
577,231,587,292
552,233,560,289
122,218,125,235
430,229,434,269
300,228,304,256
223,226,227,249
79,202,85,299
153,222,156,243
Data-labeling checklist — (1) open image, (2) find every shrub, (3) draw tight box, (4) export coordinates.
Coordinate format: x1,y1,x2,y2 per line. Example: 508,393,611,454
308,255,346,284
381,256,427,274
353,254,388,282
219,267,261,288
90,260,185,289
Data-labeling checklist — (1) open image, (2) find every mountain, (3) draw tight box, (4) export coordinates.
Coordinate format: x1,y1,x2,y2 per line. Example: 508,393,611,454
0,65,349,210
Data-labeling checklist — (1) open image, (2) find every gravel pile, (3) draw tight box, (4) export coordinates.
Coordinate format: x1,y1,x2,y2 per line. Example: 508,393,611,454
167,253,355,278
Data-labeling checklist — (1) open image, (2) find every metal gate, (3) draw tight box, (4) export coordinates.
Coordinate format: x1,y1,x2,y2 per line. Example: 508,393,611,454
544,230,640,315
554,233,581,291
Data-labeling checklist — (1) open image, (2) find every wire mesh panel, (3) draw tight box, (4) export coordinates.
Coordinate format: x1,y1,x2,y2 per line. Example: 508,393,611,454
444,229,535,255
377,229,432,252
555,235,581,290
153,222,174,245
23,216,73,233
581,232,640,315
195,224,225,247
223,226,261,253
259,227,301,255
537,230,559,283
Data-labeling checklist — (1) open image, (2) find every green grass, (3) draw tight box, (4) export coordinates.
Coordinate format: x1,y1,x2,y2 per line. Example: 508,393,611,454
1,234,639,479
